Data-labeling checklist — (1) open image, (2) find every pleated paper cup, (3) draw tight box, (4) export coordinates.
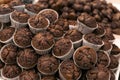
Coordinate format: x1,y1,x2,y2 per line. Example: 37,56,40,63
25,9,36,16
0,23,3,31
0,13,11,23
59,60,82,80
82,35,104,51
77,19,98,34
10,12,28,28
52,41,74,60
69,24,79,30
28,18,50,34
13,5,25,12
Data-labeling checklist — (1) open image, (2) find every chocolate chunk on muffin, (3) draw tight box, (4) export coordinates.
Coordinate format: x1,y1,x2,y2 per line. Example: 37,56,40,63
0,4,14,14
1,64,22,79
37,55,59,75
59,60,81,80
0,27,15,42
19,69,40,80
11,10,30,23
0,44,18,64
73,46,97,69
77,13,97,28
13,27,33,48
17,48,38,69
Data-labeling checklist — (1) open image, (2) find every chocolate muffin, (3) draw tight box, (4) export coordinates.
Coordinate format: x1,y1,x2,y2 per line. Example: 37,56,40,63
0,44,18,64
84,33,103,45
111,44,120,55
59,60,81,80
32,32,54,50
97,51,110,67
37,55,59,75
11,10,30,23
29,15,49,28
13,27,33,48
64,29,82,42
1,64,22,79
53,38,73,59
41,76,57,80
77,13,97,28
108,55,119,70
0,27,15,42
101,41,112,51
47,24,64,38
39,9,59,23
0,60,4,69
17,48,38,69
86,67,110,80
9,0,23,7
0,4,13,14
19,69,40,80
73,46,97,69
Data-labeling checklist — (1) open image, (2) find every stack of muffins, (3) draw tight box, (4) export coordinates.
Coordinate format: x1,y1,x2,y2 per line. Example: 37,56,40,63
0,0,120,80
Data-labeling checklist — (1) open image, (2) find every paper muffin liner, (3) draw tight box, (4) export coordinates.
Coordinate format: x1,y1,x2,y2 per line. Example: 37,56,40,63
0,23,3,31
31,41,54,55
59,60,82,80
13,5,25,12
82,35,104,51
77,19,98,34
0,13,11,23
17,57,37,69
73,39,82,49
1,69,19,80
28,18,50,34
52,41,74,60
38,9,59,23
0,27,16,44
73,47,97,69
69,24,79,30
10,12,28,28
25,9,37,16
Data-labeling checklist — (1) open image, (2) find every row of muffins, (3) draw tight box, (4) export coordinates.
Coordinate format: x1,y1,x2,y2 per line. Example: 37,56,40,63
0,0,120,80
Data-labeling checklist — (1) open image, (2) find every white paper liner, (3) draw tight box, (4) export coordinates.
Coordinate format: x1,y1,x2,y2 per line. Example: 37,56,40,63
69,24,79,30
96,30,106,37
24,9,37,16
38,9,59,23
0,23,3,31
28,18,50,34
0,27,16,44
0,13,11,23
10,12,28,28
52,41,74,60
82,35,104,51
16,58,37,69
13,5,25,12
1,69,19,80
77,19,98,34
31,41,54,55
59,60,82,80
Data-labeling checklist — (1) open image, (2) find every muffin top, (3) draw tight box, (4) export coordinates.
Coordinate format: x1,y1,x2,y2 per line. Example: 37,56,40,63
108,55,119,69
1,44,18,64
86,67,110,80
0,60,4,69
84,33,102,45
47,24,64,38
74,46,97,69
14,27,33,48
17,48,38,68
41,76,57,80
32,32,54,50
111,44,120,55
0,27,15,41
64,29,82,42
2,64,22,78
29,15,49,28
9,0,23,7
37,55,59,74
101,41,112,51
0,4,13,14
19,69,40,80
78,13,96,28
60,60,81,80
97,51,110,67
12,11,30,23
53,38,72,56
39,9,58,23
